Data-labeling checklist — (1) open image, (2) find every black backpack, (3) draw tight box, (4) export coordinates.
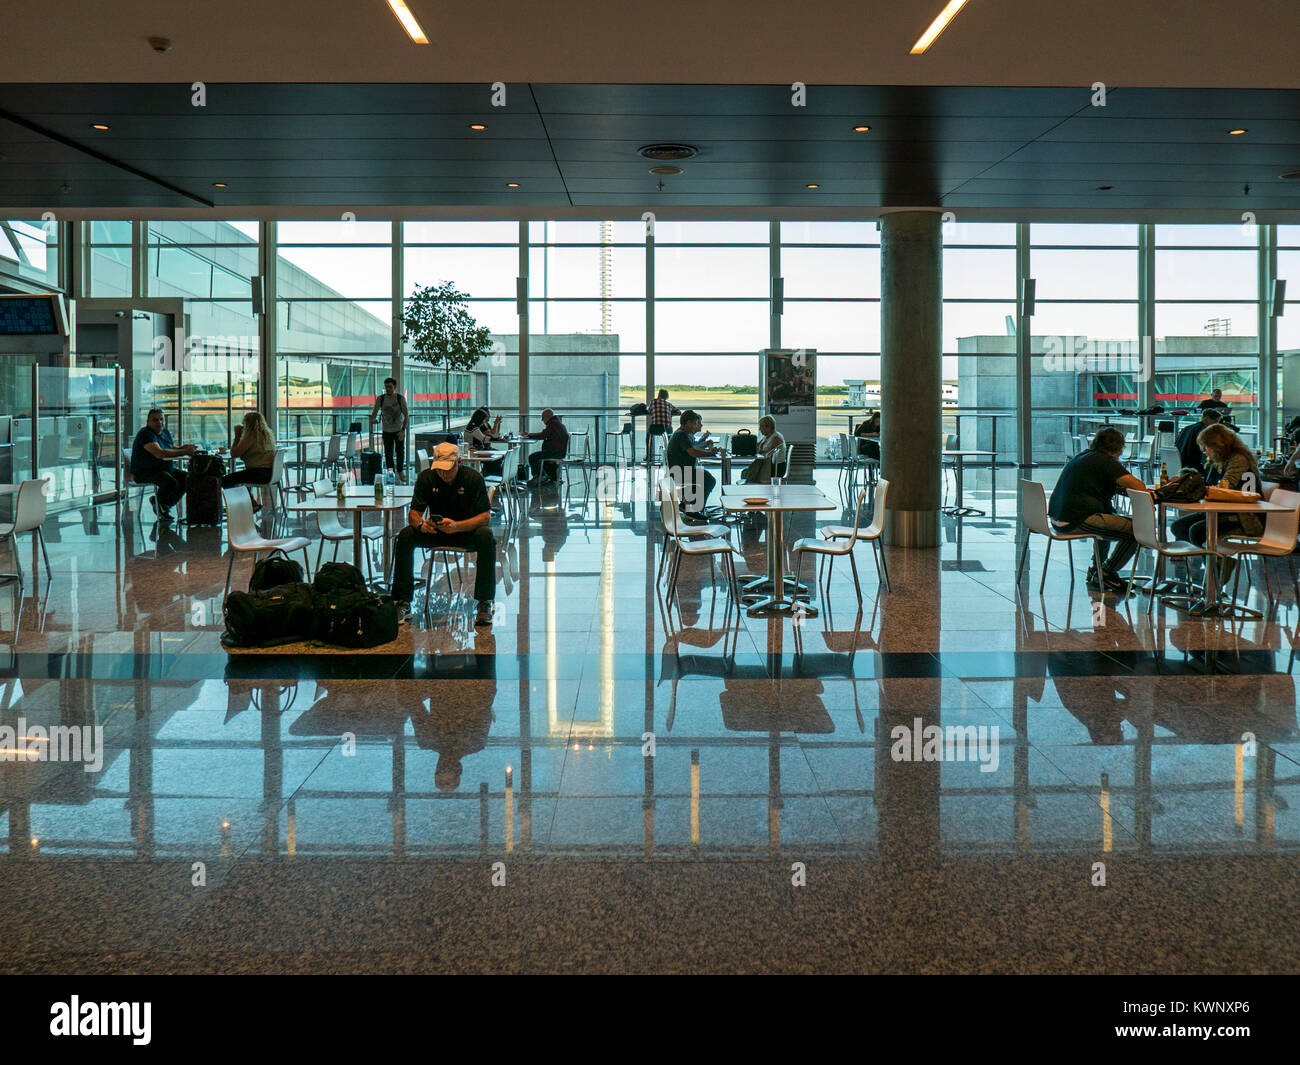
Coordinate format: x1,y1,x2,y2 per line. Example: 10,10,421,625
730,428,758,457
249,549,305,592
222,582,318,648
314,588,399,648
1152,470,1206,505
314,561,367,596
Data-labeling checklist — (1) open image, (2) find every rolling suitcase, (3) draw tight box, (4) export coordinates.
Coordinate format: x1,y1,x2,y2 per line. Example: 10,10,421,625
184,452,225,525
359,428,383,483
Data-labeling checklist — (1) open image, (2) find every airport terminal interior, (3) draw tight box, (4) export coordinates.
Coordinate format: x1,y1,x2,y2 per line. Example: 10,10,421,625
0,1,1298,974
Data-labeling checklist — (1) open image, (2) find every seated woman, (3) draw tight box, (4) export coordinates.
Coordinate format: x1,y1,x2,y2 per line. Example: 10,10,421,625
464,406,506,480
220,412,277,507
1170,423,1262,597
741,416,785,484
855,411,881,460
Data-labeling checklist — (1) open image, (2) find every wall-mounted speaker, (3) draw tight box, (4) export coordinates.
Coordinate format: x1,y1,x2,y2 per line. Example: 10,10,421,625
1020,278,1036,317
1273,278,1287,317
250,275,264,315
516,276,528,317
771,277,784,316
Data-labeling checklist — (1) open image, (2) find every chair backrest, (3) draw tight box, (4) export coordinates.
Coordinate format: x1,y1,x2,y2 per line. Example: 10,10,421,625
14,479,48,535
1126,488,1160,550
223,487,259,548
1061,431,1075,458
838,433,852,460
416,448,431,473
865,478,890,535
345,431,359,459
268,448,286,485
1160,447,1182,475
847,488,867,537
326,434,342,463
311,478,332,496
658,476,684,536
1262,488,1300,548
1019,479,1052,536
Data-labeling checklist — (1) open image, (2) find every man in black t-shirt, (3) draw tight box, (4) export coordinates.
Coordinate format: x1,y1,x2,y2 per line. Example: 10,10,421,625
1047,426,1148,592
1198,388,1229,414
130,408,197,519
1175,409,1220,472
666,409,719,518
391,442,496,626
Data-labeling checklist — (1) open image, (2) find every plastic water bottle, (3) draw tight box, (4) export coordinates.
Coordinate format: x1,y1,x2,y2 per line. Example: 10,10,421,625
384,465,395,504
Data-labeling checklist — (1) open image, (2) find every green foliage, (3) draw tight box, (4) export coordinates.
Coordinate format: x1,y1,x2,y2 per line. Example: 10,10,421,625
402,280,494,374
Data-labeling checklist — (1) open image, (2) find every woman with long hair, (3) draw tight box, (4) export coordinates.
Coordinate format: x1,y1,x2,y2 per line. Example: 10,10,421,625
1170,423,1263,547
464,406,505,478
221,411,277,493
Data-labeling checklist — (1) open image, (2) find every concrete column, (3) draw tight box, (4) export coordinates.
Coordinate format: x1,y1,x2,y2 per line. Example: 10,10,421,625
880,210,942,547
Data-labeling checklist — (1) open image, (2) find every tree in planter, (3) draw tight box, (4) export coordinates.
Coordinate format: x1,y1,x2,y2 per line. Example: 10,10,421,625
402,280,494,432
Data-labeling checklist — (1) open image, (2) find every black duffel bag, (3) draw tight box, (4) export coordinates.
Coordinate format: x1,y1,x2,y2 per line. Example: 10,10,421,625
314,560,367,596
249,548,305,592
1152,470,1206,505
314,588,400,648
223,581,318,648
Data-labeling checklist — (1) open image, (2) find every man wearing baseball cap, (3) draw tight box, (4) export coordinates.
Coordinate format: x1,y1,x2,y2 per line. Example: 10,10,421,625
391,441,496,626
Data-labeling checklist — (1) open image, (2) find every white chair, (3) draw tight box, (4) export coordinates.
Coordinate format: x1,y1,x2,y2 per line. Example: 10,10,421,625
1123,488,1219,612
1016,479,1103,593
656,476,732,584
821,477,891,592
308,479,383,578
415,448,431,473
222,487,312,600
791,488,870,607
324,434,344,480
837,433,860,492
418,488,499,621
1218,488,1300,613
1159,446,1183,478
657,483,742,607
1061,431,1078,459
258,448,290,531
0,479,52,585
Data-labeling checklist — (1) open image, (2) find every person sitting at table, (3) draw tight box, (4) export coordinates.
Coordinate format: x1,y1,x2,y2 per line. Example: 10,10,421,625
130,408,197,521
1170,423,1262,550
465,406,506,478
1047,426,1148,594
667,409,720,520
855,411,881,460
741,415,785,484
1175,408,1220,472
391,442,496,628
1198,387,1230,414
220,412,277,508
523,408,569,486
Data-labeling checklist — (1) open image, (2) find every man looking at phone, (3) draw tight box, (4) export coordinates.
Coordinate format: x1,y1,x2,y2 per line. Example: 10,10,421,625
391,442,496,626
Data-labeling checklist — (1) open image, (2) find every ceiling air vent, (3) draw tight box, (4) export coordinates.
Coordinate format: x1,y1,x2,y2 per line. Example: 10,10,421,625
649,165,683,176
638,144,699,161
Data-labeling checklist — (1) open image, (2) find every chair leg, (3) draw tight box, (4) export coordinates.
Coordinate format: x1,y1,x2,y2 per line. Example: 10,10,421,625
1017,537,1031,583
667,545,683,605
316,536,325,572
224,550,235,601
1289,555,1300,603
847,548,862,606
301,546,312,582
876,540,891,592
1038,537,1053,594
35,528,52,580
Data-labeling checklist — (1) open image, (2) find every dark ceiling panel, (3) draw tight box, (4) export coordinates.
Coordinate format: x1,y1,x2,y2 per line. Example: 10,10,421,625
1,83,1298,213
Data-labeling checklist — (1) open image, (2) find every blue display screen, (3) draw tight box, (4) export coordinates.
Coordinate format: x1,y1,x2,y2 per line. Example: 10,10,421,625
0,296,61,335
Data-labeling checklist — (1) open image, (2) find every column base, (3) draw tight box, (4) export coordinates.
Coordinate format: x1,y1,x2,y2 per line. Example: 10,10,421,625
884,508,940,547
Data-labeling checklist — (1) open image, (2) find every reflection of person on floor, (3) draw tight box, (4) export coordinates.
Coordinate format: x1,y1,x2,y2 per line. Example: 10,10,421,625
410,655,496,791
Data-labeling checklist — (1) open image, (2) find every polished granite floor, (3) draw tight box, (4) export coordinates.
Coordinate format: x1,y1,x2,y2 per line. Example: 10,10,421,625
0,468,1297,974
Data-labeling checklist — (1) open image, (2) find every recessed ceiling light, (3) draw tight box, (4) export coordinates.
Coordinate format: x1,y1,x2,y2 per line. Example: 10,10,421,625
806,183,821,189
506,182,520,188
469,124,486,131
910,0,972,54
853,125,871,133
212,182,227,188
385,0,429,44
91,123,109,131
649,165,683,175
1228,128,1247,135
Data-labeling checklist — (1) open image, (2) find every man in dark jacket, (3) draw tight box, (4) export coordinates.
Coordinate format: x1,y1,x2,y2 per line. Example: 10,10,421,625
1175,409,1220,472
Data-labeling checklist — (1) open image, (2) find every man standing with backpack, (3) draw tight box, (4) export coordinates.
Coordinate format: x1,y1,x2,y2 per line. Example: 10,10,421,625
370,377,409,482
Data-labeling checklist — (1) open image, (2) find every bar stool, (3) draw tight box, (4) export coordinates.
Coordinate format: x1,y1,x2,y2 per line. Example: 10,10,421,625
604,422,632,464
